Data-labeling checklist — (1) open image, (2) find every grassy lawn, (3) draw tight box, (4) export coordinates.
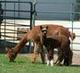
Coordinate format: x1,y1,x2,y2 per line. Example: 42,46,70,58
0,54,80,73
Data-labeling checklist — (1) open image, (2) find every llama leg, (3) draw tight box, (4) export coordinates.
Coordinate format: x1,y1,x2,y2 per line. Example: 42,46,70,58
63,56,69,66
31,42,39,63
46,53,50,66
63,49,73,66
54,58,59,64
31,52,39,63
40,51,45,64
32,43,38,63
50,60,54,66
50,50,54,66
47,60,50,66
55,50,63,65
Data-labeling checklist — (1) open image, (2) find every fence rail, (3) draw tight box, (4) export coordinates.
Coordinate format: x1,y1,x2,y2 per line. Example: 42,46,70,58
0,1,80,52
0,1,34,53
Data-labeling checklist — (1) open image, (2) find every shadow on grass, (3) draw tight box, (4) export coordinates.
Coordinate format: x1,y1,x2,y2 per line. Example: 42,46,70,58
70,64,80,67
29,61,45,65
56,64,80,67
7,60,27,64
16,61,28,64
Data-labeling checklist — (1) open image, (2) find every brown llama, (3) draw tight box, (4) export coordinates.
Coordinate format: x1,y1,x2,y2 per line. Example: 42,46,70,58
6,24,75,63
40,25,73,66
53,35,73,66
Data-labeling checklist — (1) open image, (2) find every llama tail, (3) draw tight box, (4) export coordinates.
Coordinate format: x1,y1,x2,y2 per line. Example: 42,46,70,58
69,32,76,40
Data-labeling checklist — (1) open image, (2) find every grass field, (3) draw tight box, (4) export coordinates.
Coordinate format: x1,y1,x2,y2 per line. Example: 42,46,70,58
0,54,80,73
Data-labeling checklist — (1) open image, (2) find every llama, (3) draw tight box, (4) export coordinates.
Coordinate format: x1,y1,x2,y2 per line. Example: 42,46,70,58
40,25,73,66
6,24,75,64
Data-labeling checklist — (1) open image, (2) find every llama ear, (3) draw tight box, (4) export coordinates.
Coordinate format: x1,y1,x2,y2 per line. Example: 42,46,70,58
46,26,48,29
5,47,11,52
40,25,42,29
5,47,9,52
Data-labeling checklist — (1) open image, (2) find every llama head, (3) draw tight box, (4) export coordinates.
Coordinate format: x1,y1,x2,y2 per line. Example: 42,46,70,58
40,25,48,36
6,47,16,62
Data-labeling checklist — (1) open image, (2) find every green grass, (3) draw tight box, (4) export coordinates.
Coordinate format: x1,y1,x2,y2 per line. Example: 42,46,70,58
0,54,80,73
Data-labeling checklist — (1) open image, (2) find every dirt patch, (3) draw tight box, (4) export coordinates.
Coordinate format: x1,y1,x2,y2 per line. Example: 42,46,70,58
72,51,80,65
20,51,80,65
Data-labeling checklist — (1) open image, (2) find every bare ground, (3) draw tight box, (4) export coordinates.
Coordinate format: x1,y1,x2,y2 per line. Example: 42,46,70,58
20,51,80,65
72,51,80,65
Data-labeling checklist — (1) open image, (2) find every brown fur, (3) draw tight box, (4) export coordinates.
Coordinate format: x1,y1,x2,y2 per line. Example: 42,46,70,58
55,35,73,66
6,24,75,63
40,25,73,66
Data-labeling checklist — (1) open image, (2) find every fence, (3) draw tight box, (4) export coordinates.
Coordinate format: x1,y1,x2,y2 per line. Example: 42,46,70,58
0,1,80,53
0,1,34,53
34,2,80,51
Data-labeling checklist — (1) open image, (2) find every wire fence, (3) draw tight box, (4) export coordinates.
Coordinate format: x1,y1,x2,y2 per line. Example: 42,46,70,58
0,1,34,53
34,2,80,51
0,1,80,52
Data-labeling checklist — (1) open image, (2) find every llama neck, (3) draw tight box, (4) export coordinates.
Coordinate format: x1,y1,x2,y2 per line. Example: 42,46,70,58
14,35,28,54
42,34,47,45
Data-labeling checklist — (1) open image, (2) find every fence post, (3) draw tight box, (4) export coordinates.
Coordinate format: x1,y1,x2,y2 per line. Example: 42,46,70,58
32,0,37,27
29,1,37,53
0,1,3,38
71,3,74,50
0,1,3,25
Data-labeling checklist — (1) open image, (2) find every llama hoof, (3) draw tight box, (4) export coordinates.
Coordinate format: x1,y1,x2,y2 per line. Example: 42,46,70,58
9,60,15,62
47,60,50,66
31,61,35,64
50,60,54,66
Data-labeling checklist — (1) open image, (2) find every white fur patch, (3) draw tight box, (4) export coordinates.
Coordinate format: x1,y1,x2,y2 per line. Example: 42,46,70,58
47,60,50,66
46,60,54,66
69,37,72,42
50,60,54,66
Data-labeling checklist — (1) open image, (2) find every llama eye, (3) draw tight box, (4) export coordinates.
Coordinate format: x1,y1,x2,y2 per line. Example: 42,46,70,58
42,30,44,32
